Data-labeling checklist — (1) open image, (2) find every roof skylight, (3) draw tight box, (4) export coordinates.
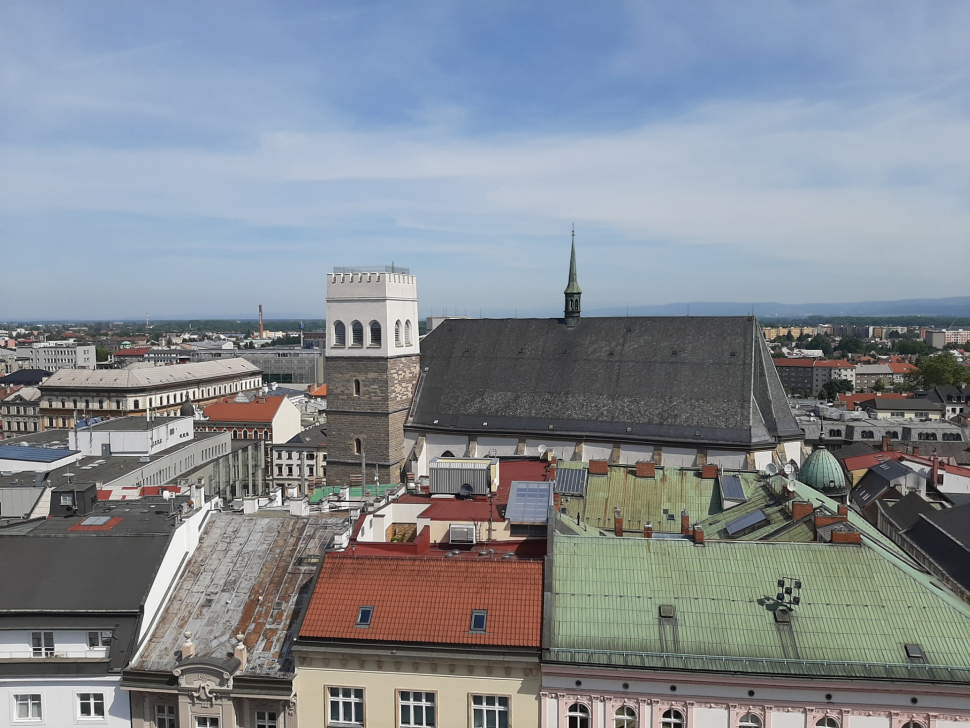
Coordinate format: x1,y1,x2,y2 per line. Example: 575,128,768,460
356,606,374,628
470,610,487,632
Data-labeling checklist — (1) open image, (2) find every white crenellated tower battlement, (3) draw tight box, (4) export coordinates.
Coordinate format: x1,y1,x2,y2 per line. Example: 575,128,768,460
326,266,420,358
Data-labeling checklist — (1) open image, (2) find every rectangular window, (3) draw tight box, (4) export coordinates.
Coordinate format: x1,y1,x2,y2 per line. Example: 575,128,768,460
88,631,111,648
155,705,176,728
14,694,42,721
196,718,219,728
400,691,435,727
255,711,277,728
472,695,509,728
328,687,364,725
470,610,488,632
60,494,73,506
356,606,374,627
78,693,105,719
31,631,54,657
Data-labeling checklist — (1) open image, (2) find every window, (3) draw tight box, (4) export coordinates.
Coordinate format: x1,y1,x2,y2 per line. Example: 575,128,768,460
827,429,842,437
354,438,362,455
196,719,219,728
916,412,928,419
255,711,277,728
886,430,899,439
943,432,961,441
661,710,685,728
328,687,364,725
155,705,176,728
78,692,105,719
88,631,111,648
356,606,374,627
567,703,591,728
860,430,874,439
472,695,509,728
333,321,346,347
614,706,637,728
891,411,905,418
400,691,435,727
60,494,73,506
31,631,54,657
816,720,838,728
369,321,382,347
14,694,42,721
738,714,762,728
404,320,412,346
470,610,487,632
353,379,361,397
351,321,364,347
395,320,403,346
901,723,924,728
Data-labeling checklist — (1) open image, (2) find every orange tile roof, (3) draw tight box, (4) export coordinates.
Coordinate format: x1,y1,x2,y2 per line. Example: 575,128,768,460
889,362,917,373
300,554,542,648
309,384,327,397
202,397,284,423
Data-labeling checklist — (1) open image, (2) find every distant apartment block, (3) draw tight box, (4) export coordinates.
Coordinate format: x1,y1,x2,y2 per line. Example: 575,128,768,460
925,328,970,348
773,358,855,395
16,341,96,370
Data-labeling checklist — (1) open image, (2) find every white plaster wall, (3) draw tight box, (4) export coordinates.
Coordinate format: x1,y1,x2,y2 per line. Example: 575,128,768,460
326,273,419,358
271,398,303,444
477,437,519,457
784,440,804,465
693,706,728,728
356,502,431,542
0,677,129,728
525,439,575,459
754,450,773,471
771,712,807,728
706,450,746,469
0,452,81,473
617,444,654,464
661,447,697,467
425,433,469,460
0,631,106,660
582,443,613,461
849,716,890,728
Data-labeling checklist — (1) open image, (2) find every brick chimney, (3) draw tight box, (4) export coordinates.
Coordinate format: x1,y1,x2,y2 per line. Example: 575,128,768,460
701,464,718,479
589,459,609,475
881,435,891,452
931,455,940,488
791,500,814,521
613,505,624,537
912,446,920,456
831,530,862,544
694,525,705,544
644,520,653,538
838,504,849,516
636,461,655,478
681,509,690,535
233,634,248,672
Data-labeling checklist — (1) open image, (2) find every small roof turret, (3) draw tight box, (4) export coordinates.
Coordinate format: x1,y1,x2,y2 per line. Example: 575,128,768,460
799,448,847,495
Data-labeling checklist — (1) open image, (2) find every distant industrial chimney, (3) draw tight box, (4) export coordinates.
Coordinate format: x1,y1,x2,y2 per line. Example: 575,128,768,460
259,305,264,339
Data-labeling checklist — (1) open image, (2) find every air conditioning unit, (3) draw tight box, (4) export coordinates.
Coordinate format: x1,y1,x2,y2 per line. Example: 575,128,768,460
449,524,476,544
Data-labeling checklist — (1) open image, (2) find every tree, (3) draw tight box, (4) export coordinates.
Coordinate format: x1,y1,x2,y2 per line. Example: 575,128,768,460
820,378,854,401
837,337,866,355
893,339,934,356
805,336,833,357
95,346,110,362
873,379,886,393
914,353,970,388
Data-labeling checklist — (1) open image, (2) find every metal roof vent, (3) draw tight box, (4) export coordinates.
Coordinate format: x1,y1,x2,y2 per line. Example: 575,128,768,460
905,643,926,663
774,608,792,624
659,604,676,619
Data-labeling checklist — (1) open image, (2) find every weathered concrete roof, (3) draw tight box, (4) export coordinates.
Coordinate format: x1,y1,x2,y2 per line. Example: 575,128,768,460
41,359,259,391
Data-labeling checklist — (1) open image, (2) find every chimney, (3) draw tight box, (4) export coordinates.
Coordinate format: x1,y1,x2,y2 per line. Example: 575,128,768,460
588,459,609,475
701,464,718,479
837,504,849,517
694,525,705,545
931,455,940,488
636,461,655,478
912,446,920,456
180,631,195,660
831,530,862,545
681,509,690,535
881,435,891,452
232,634,248,672
259,305,264,340
791,500,814,521
644,520,653,538
613,505,624,537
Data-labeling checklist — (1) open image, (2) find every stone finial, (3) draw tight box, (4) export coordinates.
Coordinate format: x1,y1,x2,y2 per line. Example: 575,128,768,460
233,633,248,672
181,631,195,659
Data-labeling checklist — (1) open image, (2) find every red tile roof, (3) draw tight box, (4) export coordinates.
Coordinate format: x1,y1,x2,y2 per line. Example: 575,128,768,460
113,347,153,357
843,451,904,472
203,397,284,423
300,554,542,647
889,362,917,374
309,384,327,397
837,392,912,410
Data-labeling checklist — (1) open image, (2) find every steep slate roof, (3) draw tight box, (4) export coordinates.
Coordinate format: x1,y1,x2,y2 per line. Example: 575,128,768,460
547,534,970,682
300,555,542,648
0,369,52,386
41,359,259,390
130,512,342,678
412,316,800,447
904,504,970,594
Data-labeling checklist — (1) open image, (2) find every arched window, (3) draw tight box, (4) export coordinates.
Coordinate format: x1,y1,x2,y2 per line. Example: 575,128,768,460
860,430,874,439
333,321,346,347
739,714,762,728
353,379,361,397
816,719,839,728
354,438,362,455
886,430,898,438
232,429,238,438
567,704,590,728
395,320,403,346
901,723,924,728
404,320,412,346
440,450,455,458
369,321,382,347
614,706,637,728
351,321,364,346
662,710,685,728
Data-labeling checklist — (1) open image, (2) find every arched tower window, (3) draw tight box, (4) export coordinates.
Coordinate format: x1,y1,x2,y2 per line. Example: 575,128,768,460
567,704,590,728
369,321,382,347
816,719,839,728
395,320,403,347
404,320,412,346
661,710,685,728
353,379,361,397
739,714,762,728
333,321,346,347
614,706,637,728
351,321,364,347
354,438,362,455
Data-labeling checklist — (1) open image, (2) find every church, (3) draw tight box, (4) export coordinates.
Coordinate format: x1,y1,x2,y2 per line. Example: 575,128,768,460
323,244,804,487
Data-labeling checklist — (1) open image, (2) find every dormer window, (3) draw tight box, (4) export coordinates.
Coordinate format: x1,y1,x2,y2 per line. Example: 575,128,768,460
470,610,487,632
356,606,374,627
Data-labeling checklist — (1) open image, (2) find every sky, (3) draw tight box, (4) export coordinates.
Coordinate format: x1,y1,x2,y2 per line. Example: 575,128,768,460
1,0,968,320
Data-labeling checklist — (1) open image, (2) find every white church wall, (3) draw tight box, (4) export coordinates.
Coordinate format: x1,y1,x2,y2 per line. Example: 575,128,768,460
582,442,613,461
525,439,575,459
661,447,697,467
707,450,746,469
617,444,654,464
477,437,519,457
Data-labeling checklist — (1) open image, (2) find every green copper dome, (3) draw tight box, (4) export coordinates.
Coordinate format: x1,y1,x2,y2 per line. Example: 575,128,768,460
799,448,847,494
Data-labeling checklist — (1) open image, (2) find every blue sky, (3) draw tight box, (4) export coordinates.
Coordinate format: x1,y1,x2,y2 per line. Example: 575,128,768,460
1,0,968,320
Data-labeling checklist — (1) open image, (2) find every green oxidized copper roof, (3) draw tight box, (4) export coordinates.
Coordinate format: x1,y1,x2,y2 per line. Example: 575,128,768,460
548,533,970,682
799,448,847,494
564,238,582,295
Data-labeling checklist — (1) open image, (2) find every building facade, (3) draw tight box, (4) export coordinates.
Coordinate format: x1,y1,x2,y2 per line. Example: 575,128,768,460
16,341,97,371
1,387,42,436
324,266,421,487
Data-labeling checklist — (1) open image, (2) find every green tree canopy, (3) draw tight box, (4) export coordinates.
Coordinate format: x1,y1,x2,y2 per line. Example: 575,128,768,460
914,353,970,388
819,378,854,401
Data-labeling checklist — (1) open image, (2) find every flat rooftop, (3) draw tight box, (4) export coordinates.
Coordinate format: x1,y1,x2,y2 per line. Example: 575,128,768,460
0,445,79,463
78,415,192,432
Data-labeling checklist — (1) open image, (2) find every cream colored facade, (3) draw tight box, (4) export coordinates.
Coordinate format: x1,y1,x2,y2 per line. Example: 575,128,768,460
293,643,540,727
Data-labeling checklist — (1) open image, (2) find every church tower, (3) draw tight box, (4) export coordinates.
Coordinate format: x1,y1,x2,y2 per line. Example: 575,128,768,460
325,266,420,488
564,230,582,327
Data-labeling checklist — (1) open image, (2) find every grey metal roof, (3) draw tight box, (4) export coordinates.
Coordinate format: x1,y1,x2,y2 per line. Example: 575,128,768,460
506,481,553,524
40,358,259,391
0,446,78,463
411,316,801,447
0,369,52,385
555,467,587,496
724,508,769,536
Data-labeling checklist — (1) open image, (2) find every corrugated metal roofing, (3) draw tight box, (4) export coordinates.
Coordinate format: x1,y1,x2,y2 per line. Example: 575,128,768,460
549,534,970,681
506,481,553,524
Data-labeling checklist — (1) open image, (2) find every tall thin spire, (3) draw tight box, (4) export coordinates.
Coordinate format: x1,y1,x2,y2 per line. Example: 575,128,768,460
564,225,582,326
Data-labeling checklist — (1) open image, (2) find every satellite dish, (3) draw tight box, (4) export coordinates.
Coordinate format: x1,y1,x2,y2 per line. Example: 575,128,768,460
786,482,796,493
783,463,796,476
764,463,778,476
537,444,547,454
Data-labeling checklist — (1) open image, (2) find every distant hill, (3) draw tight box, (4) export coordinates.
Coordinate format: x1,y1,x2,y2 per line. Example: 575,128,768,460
587,297,970,319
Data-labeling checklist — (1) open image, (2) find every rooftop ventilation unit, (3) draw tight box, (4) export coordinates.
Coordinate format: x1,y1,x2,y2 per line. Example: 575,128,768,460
449,524,477,544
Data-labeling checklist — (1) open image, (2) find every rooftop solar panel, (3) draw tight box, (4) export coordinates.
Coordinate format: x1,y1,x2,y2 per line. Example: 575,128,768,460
555,468,587,496
719,474,746,502
506,481,553,524
724,508,769,537
0,446,76,463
